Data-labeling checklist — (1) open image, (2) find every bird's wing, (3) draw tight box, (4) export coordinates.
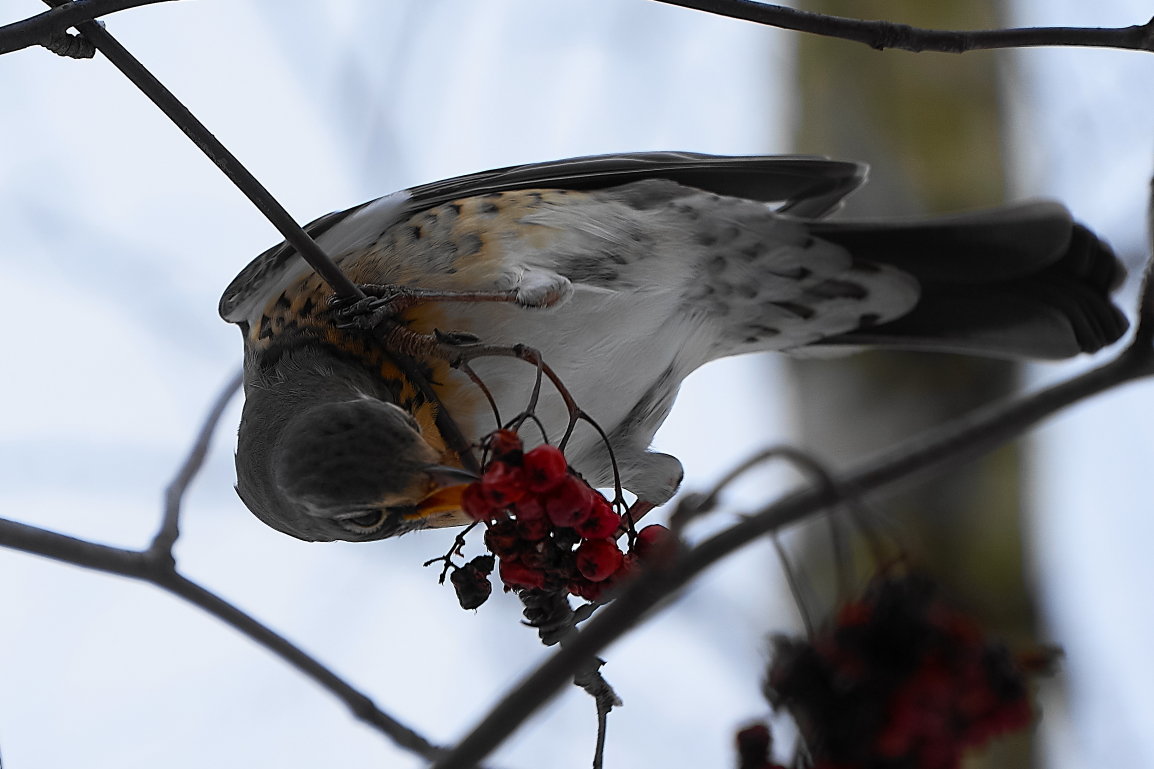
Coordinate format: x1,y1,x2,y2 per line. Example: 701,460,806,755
404,152,865,217
219,153,866,323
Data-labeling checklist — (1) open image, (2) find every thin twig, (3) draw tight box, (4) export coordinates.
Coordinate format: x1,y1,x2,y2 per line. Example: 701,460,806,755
38,0,364,302
589,679,613,769
0,0,175,56
651,1,1154,53
430,330,1154,769
150,370,242,558
770,534,814,639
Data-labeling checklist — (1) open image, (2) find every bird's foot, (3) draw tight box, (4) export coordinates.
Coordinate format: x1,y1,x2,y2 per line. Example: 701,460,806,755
332,283,521,330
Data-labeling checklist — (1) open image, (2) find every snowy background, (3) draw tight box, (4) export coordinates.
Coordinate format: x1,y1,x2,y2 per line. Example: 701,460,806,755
0,1,1151,767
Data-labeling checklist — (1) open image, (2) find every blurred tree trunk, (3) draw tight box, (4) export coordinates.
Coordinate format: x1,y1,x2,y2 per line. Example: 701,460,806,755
790,2,1040,767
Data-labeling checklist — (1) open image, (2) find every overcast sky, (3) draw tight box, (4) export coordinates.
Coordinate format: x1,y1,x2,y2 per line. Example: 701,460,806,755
1,1,1151,768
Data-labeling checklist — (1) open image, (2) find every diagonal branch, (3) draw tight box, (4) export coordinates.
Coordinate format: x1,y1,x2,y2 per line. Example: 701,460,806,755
159,571,442,758
0,515,444,760
431,328,1154,769
651,0,1154,54
37,0,364,302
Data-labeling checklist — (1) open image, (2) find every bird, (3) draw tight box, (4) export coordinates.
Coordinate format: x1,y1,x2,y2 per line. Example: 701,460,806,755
219,151,1128,543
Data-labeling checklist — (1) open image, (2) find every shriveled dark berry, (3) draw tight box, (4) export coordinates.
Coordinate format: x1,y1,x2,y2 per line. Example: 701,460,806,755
450,559,494,610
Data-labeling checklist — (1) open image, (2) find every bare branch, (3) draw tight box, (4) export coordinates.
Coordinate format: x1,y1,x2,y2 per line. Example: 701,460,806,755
37,0,364,302
0,517,151,577
159,572,443,758
0,0,175,57
651,1,1154,54
151,370,242,557
0,515,445,760
431,330,1154,769
0,357,440,758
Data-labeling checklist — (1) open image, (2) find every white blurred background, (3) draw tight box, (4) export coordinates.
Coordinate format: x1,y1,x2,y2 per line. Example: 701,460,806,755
0,1,1150,767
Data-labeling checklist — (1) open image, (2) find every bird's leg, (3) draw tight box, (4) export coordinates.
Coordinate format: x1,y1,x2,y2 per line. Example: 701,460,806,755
332,283,520,331
331,283,520,364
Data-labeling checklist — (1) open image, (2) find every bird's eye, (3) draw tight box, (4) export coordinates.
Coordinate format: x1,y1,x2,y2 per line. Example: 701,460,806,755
338,509,389,534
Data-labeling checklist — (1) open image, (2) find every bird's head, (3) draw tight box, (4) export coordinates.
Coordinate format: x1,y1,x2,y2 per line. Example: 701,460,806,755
234,348,476,542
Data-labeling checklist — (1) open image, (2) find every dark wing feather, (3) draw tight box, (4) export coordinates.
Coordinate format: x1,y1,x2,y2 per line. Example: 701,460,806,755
405,152,865,217
813,202,1128,357
220,153,866,322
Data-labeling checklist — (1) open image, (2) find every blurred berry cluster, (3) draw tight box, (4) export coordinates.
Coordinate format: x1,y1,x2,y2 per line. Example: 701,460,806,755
763,572,1050,769
449,430,668,609
735,722,787,769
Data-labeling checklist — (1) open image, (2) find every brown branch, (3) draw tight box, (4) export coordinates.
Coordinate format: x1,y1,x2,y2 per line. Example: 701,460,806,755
0,0,175,56
431,319,1154,769
159,572,441,757
651,0,1154,53
37,0,364,302
0,517,443,759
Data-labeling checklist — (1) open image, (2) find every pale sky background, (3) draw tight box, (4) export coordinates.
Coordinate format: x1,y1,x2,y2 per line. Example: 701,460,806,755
0,1,1151,768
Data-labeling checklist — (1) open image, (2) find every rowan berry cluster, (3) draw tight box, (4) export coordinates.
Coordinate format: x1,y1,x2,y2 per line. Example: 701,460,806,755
451,430,667,609
765,573,1048,769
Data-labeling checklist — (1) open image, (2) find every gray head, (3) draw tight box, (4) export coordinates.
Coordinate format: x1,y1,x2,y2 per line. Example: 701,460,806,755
234,345,473,542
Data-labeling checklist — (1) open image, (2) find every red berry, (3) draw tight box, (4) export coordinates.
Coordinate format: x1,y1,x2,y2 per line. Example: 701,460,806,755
615,552,639,580
567,577,605,602
480,461,527,507
632,524,671,561
499,556,546,590
485,429,523,461
544,476,595,527
515,514,551,541
519,541,558,571
522,444,569,493
573,495,621,539
735,723,772,769
484,519,522,557
835,599,872,627
512,494,546,521
989,695,1033,734
575,538,624,582
462,482,501,522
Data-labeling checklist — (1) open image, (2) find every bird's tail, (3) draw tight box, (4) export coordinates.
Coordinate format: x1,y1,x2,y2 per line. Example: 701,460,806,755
810,202,1129,359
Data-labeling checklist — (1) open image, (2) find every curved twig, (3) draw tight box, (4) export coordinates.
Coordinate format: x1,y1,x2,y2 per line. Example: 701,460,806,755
651,1,1154,53
150,370,242,558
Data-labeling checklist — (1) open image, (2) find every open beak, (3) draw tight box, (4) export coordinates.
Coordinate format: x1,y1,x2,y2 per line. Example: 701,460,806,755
412,464,478,518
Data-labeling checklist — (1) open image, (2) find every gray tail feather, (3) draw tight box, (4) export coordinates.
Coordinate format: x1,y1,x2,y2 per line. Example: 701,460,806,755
810,202,1128,359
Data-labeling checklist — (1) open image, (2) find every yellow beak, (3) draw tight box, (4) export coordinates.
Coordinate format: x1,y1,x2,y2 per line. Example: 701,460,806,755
413,483,469,516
